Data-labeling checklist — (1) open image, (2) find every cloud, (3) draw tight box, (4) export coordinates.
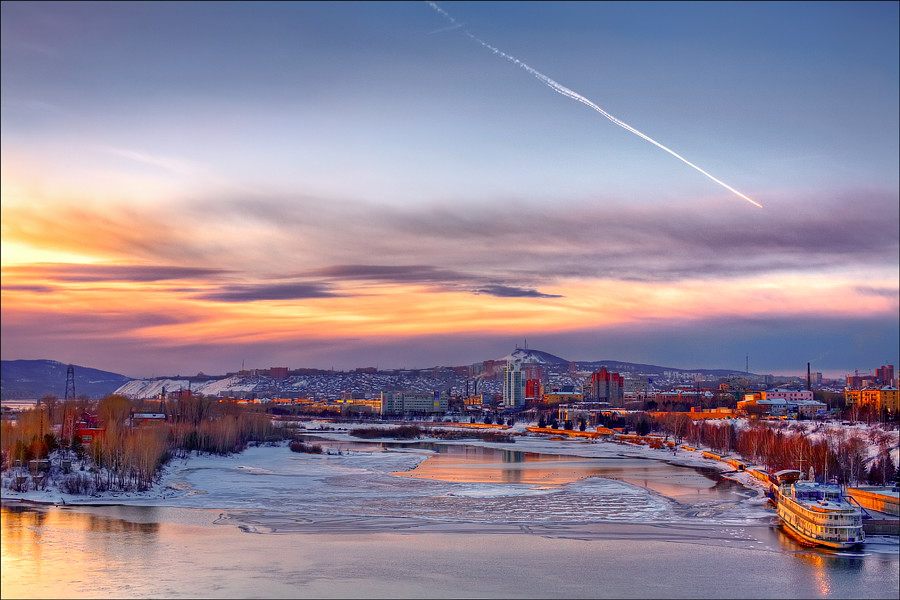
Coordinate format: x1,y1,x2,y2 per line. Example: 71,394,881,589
192,265,563,302
197,282,339,302
1,200,216,265
3,186,897,292
2,263,229,283
1,284,55,293
103,147,198,177
390,189,898,282
1,304,195,339
312,264,563,299
314,264,471,285
473,285,562,298
854,286,899,300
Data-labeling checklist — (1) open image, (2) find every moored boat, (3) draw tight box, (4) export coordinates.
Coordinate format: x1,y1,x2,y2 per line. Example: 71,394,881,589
772,479,865,549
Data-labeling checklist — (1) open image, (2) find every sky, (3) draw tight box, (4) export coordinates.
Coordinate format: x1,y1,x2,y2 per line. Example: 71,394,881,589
1,1,898,379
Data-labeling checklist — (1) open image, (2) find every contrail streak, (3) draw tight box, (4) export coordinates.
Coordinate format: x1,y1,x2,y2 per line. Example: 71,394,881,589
426,2,762,208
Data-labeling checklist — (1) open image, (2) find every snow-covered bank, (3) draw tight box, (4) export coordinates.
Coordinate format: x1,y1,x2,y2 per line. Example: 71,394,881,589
1,440,428,508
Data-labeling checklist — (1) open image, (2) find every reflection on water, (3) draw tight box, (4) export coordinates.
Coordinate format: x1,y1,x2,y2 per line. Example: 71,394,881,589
1,504,165,599
2,503,897,600
770,525,873,598
302,434,746,503
388,443,747,504
3,431,898,600
3,439,895,599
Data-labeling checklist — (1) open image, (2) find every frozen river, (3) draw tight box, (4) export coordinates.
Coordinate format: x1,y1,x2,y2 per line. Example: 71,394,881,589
2,432,898,598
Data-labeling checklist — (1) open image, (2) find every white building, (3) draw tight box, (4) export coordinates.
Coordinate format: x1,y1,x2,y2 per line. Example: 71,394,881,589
763,388,814,402
739,393,826,417
381,391,448,415
503,361,525,409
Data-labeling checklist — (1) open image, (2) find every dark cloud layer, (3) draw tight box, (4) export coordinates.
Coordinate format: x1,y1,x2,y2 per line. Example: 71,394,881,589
1,284,55,293
314,264,561,298
854,286,899,300
198,282,339,302
314,264,471,284
473,285,562,298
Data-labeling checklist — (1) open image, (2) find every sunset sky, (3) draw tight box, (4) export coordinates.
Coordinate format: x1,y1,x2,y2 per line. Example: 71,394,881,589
2,1,898,379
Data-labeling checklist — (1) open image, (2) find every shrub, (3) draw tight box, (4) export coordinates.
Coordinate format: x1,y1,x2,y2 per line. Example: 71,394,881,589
290,442,323,454
350,425,422,440
61,472,94,495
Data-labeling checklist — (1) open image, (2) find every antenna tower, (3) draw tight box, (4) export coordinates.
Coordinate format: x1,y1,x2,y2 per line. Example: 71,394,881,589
64,364,76,401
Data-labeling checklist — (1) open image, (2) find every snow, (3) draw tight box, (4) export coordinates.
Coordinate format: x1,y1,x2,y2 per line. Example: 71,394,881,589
727,417,900,467
500,348,565,365
0,424,743,523
2,419,895,538
114,378,191,398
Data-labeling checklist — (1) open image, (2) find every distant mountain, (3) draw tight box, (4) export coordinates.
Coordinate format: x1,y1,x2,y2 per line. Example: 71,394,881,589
497,348,747,377
574,359,748,377
0,360,133,400
498,349,750,377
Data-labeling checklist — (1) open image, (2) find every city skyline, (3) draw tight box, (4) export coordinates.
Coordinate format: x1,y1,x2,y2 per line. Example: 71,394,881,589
2,1,898,379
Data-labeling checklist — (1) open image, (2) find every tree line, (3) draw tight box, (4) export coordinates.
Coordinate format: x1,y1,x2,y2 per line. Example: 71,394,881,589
1,394,279,494
653,414,898,487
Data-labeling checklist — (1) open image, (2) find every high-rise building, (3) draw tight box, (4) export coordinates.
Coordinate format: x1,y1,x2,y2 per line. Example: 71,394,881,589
876,365,895,387
503,361,525,408
586,367,625,406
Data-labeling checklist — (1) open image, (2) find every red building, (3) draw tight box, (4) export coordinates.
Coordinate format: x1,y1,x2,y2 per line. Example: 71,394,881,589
525,378,543,401
587,368,625,406
269,367,289,379
74,413,104,446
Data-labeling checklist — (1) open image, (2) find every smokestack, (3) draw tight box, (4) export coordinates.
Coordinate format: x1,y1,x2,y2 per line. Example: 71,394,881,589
807,362,811,391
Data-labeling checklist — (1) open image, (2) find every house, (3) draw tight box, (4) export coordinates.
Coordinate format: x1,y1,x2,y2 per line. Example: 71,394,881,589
130,413,167,427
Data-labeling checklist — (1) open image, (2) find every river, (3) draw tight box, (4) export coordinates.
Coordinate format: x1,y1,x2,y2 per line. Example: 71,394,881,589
2,434,898,598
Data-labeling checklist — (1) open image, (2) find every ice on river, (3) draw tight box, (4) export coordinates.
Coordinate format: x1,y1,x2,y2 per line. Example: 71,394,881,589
3,429,778,532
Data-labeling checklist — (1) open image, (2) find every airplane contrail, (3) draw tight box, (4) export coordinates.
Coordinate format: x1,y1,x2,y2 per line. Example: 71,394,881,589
426,2,762,208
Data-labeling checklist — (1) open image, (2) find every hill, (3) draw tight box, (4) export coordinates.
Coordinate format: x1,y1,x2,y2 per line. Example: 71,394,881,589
498,348,749,377
499,348,570,366
575,359,748,377
0,359,133,399
2,350,756,402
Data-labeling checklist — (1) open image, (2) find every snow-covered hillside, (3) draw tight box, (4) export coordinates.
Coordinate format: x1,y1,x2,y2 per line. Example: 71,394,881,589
115,379,192,399
499,348,569,365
